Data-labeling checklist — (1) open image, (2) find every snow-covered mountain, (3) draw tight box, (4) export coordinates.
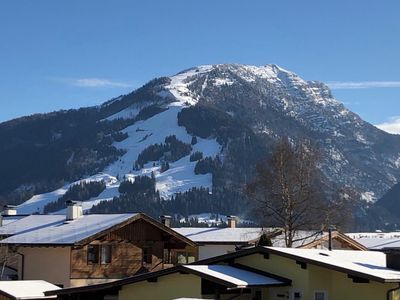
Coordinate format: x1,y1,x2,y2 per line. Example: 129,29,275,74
4,64,400,220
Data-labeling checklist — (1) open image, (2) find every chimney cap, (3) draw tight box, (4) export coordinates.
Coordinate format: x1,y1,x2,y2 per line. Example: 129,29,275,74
227,215,237,219
66,200,80,206
3,205,17,209
160,215,172,219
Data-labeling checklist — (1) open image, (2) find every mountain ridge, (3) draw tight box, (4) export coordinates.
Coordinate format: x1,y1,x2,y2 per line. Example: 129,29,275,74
1,63,399,228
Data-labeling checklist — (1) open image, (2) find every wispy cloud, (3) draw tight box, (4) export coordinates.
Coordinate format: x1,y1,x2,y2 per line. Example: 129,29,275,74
50,77,134,88
73,78,132,88
327,81,400,90
375,117,400,135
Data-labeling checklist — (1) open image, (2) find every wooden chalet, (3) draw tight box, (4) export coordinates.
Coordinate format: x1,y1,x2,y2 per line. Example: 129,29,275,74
0,203,197,288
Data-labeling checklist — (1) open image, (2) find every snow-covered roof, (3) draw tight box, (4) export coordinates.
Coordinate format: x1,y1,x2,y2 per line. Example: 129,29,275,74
0,280,60,299
0,214,137,245
271,230,326,248
1,215,27,227
183,265,285,288
172,227,265,243
347,232,400,250
267,247,400,282
0,215,64,236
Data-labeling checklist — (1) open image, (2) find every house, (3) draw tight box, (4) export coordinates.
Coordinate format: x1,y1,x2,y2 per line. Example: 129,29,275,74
45,246,400,300
172,216,366,260
0,280,60,300
0,202,196,288
272,230,367,250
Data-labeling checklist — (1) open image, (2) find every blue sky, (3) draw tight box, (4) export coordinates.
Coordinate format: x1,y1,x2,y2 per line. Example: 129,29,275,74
0,0,399,132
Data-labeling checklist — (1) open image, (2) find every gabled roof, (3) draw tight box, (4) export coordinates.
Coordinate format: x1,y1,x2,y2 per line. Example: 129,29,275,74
196,246,400,283
173,227,365,250
0,213,196,247
45,263,290,297
0,280,60,299
0,214,137,245
172,227,267,244
184,265,287,288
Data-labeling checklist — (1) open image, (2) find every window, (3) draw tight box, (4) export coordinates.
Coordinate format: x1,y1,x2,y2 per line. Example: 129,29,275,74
87,245,99,264
314,291,327,300
101,245,112,264
88,244,112,265
292,290,303,300
253,290,262,300
143,247,152,264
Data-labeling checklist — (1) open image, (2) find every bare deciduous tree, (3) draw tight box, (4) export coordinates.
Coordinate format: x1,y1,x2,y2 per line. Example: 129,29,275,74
248,138,350,247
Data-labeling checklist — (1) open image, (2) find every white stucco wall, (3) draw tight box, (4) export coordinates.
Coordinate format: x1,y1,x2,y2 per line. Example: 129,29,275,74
198,244,237,260
19,246,71,287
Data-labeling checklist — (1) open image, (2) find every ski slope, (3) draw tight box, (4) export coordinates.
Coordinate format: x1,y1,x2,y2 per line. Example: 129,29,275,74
17,67,222,214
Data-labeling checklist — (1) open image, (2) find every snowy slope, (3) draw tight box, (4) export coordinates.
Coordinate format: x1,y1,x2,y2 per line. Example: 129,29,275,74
17,67,222,214
17,174,118,214
15,63,400,215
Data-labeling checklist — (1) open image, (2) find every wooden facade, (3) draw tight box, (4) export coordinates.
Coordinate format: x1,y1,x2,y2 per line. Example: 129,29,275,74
7,214,197,287
70,218,196,281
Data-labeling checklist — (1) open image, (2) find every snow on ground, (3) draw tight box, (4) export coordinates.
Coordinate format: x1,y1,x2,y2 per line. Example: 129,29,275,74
102,69,222,198
155,157,213,199
180,213,227,226
103,106,140,121
54,180,120,214
361,191,376,203
166,65,214,106
17,68,222,214
17,185,69,214
105,106,221,198
178,213,255,227
17,174,118,214
214,78,234,86
395,155,400,168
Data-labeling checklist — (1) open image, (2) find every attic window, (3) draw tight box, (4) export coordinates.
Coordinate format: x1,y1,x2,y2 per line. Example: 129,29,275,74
88,244,112,264
101,245,112,264
88,245,99,264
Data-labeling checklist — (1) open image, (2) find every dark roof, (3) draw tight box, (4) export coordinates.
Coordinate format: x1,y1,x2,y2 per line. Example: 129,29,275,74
194,246,400,283
45,263,290,296
46,245,400,297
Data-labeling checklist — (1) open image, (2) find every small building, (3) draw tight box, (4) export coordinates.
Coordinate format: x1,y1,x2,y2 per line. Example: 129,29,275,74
272,230,367,250
46,246,400,300
173,217,366,260
0,280,60,300
0,203,196,288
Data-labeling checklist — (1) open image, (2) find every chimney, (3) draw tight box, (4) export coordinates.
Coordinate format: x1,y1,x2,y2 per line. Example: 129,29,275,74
227,216,237,228
2,205,17,216
384,248,400,270
66,201,83,221
327,225,336,251
160,215,172,228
